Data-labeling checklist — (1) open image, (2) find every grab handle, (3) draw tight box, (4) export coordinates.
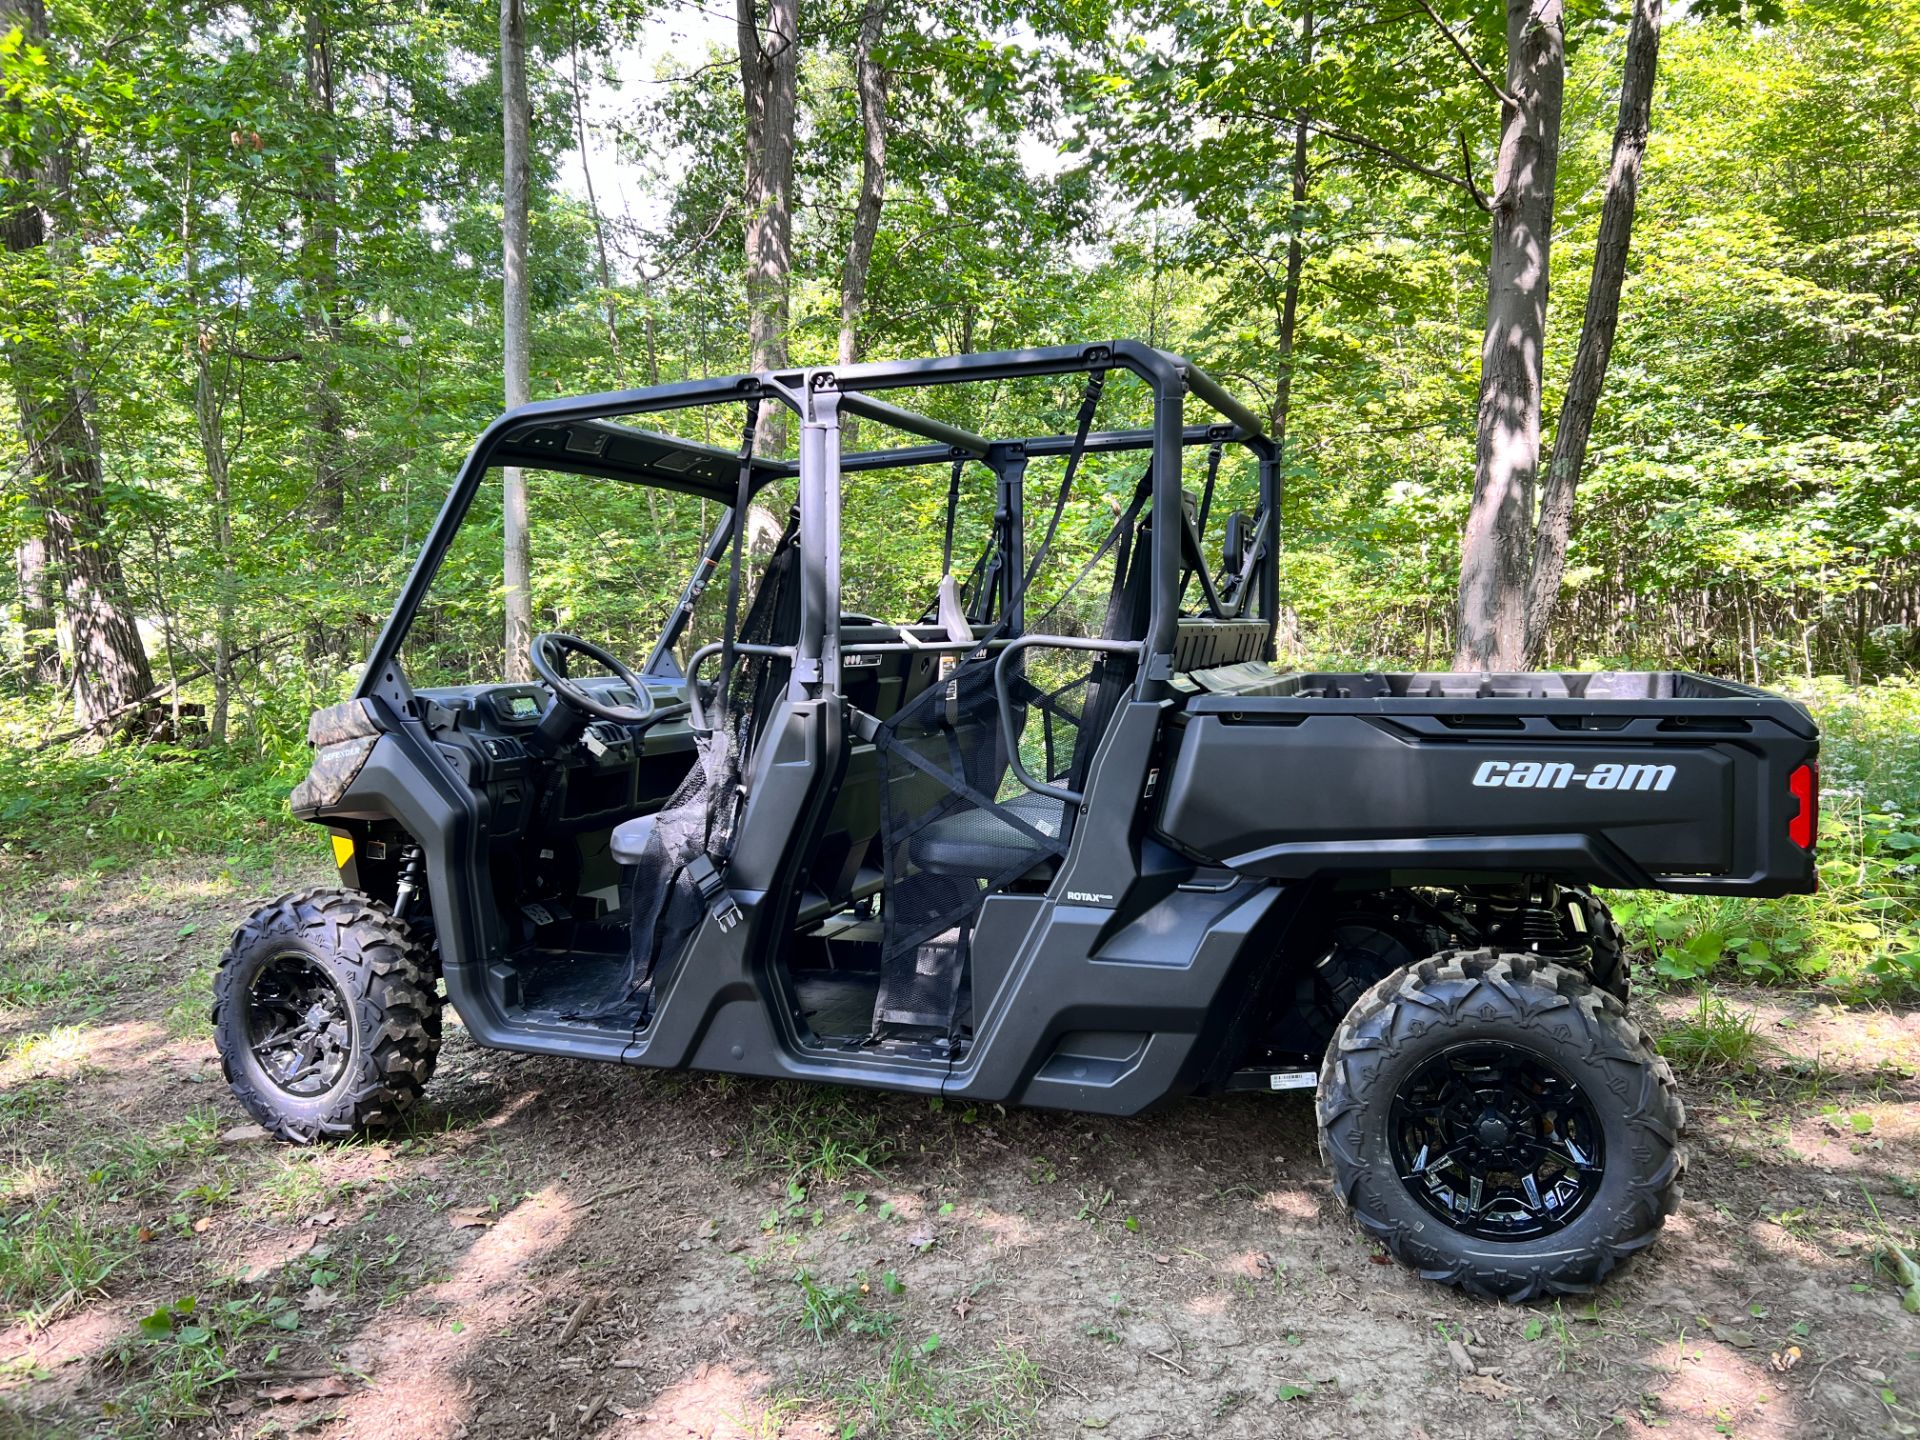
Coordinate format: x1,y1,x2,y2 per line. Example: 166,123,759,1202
992,634,1145,807
684,641,797,734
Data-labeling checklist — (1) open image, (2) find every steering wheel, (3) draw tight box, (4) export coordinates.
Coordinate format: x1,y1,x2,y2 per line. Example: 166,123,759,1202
528,633,657,725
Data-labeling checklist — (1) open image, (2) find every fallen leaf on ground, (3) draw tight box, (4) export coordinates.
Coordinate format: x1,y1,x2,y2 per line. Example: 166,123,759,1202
907,1225,936,1251
450,1213,495,1230
1460,1375,1514,1400
1710,1324,1757,1349
306,1209,337,1228
221,1124,270,1144
300,1285,338,1312
258,1375,350,1403
1152,1253,1171,1265
697,1219,719,1240
952,1295,973,1322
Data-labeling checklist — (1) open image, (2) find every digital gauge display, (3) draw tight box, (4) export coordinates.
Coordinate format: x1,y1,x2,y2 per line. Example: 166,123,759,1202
507,694,541,720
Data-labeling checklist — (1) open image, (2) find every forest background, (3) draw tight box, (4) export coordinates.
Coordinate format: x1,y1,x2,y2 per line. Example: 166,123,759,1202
1,0,1917,996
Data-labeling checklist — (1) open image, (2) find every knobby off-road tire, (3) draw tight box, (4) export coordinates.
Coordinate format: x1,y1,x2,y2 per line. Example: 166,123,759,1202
213,888,442,1143
1316,949,1684,1300
1562,885,1630,1006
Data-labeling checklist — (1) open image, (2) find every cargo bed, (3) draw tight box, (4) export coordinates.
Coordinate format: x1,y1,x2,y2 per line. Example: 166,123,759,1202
1155,667,1819,897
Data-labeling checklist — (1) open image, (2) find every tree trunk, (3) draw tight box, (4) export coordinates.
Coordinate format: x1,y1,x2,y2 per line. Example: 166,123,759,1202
738,0,798,452
14,537,59,686
501,0,534,680
1270,2,1313,462
181,161,238,745
303,5,344,533
302,3,347,663
570,21,662,541
570,20,626,388
1452,0,1565,671
0,0,154,726
1522,0,1662,662
837,0,888,370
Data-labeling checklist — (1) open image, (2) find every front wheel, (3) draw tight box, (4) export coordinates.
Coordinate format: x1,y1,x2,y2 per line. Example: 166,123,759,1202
1316,949,1684,1299
213,888,442,1143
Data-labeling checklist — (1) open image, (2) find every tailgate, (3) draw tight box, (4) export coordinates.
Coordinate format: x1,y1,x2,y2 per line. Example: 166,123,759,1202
1153,692,1819,897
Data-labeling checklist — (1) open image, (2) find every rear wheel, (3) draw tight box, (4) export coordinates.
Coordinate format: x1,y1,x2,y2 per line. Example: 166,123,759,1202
213,888,441,1143
1316,949,1683,1299
1562,885,1629,1005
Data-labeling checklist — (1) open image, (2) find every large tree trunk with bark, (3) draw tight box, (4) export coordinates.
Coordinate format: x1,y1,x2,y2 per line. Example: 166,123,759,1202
0,0,154,726
837,0,888,370
1453,0,1565,671
738,0,798,451
500,0,534,680
1522,0,1662,663
14,538,59,686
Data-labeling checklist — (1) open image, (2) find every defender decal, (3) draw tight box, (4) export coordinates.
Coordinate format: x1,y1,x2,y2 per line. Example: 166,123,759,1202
1471,759,1676,793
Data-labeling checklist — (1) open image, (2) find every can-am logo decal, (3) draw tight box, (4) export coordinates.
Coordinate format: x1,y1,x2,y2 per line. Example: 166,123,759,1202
1471,759,1676,792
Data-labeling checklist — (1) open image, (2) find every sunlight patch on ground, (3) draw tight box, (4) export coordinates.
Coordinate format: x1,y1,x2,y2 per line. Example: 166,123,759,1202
1256,1187,1322,1224
0,1159,62,1205
963,1205,1040,1249
327,1183,579,1439
1181,1289,1229,1318
0,1022,183,1094
0,1297,134,1407
603,1360,782,1439
1624,1337,1808,1439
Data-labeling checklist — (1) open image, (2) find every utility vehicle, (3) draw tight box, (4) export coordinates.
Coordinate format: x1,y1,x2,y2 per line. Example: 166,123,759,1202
214,342,1820,1299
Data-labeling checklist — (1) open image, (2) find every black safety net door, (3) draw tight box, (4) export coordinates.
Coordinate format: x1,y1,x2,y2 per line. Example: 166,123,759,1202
865,374,1155,1036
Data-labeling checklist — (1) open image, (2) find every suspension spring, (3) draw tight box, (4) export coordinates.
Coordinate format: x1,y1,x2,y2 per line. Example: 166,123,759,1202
392,844,425,923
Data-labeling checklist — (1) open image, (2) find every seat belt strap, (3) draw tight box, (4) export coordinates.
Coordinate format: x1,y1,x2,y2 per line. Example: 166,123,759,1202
684,853,743,933
714,397,763,730
941,457,964,575
1016,369,1106,601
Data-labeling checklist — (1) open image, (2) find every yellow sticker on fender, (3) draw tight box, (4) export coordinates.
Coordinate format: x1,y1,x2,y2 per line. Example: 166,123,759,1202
330,833,354,869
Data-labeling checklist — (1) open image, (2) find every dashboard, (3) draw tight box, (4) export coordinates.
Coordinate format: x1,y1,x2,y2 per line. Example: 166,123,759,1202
414,677,697,839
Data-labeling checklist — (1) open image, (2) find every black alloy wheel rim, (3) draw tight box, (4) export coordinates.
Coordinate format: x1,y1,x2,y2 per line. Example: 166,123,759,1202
1387,1042,1605,1241
245,952,355,1099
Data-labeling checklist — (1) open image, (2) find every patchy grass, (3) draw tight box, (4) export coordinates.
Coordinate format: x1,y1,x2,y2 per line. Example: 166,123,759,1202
786,1335,1044,1438
0,1202,133,1315
744,1084,899,1186
791,1265,901,1341
1656,992,1767,1073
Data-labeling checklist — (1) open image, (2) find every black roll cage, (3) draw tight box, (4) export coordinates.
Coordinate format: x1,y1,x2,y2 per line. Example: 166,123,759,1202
354,340,1279,711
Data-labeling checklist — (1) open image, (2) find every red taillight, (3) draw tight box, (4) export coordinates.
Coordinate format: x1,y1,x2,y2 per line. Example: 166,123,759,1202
1788,762,1817,850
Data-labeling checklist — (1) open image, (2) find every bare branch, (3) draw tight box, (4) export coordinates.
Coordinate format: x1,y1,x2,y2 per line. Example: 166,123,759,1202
1413,0,1517,107
1456,129,1491,211
1307,121,1492,212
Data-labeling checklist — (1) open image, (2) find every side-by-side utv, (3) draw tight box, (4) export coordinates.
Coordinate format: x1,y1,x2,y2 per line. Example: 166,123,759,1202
214,342,1820,1299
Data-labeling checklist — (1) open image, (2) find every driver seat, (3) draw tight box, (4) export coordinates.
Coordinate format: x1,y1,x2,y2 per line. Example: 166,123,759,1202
610,814,655,866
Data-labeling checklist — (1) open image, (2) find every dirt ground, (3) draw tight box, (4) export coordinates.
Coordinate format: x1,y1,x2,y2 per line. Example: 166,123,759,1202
2,850,1919,1439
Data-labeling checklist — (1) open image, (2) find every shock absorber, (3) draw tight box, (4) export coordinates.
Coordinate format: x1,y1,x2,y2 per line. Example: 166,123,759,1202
1519,879,1589,964
392,844,426,923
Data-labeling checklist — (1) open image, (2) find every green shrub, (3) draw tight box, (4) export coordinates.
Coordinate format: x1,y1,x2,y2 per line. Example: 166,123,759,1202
0,739,306,869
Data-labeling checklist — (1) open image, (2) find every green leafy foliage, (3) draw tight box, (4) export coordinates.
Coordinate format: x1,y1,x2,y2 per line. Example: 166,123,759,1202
1613,680,1920,1000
